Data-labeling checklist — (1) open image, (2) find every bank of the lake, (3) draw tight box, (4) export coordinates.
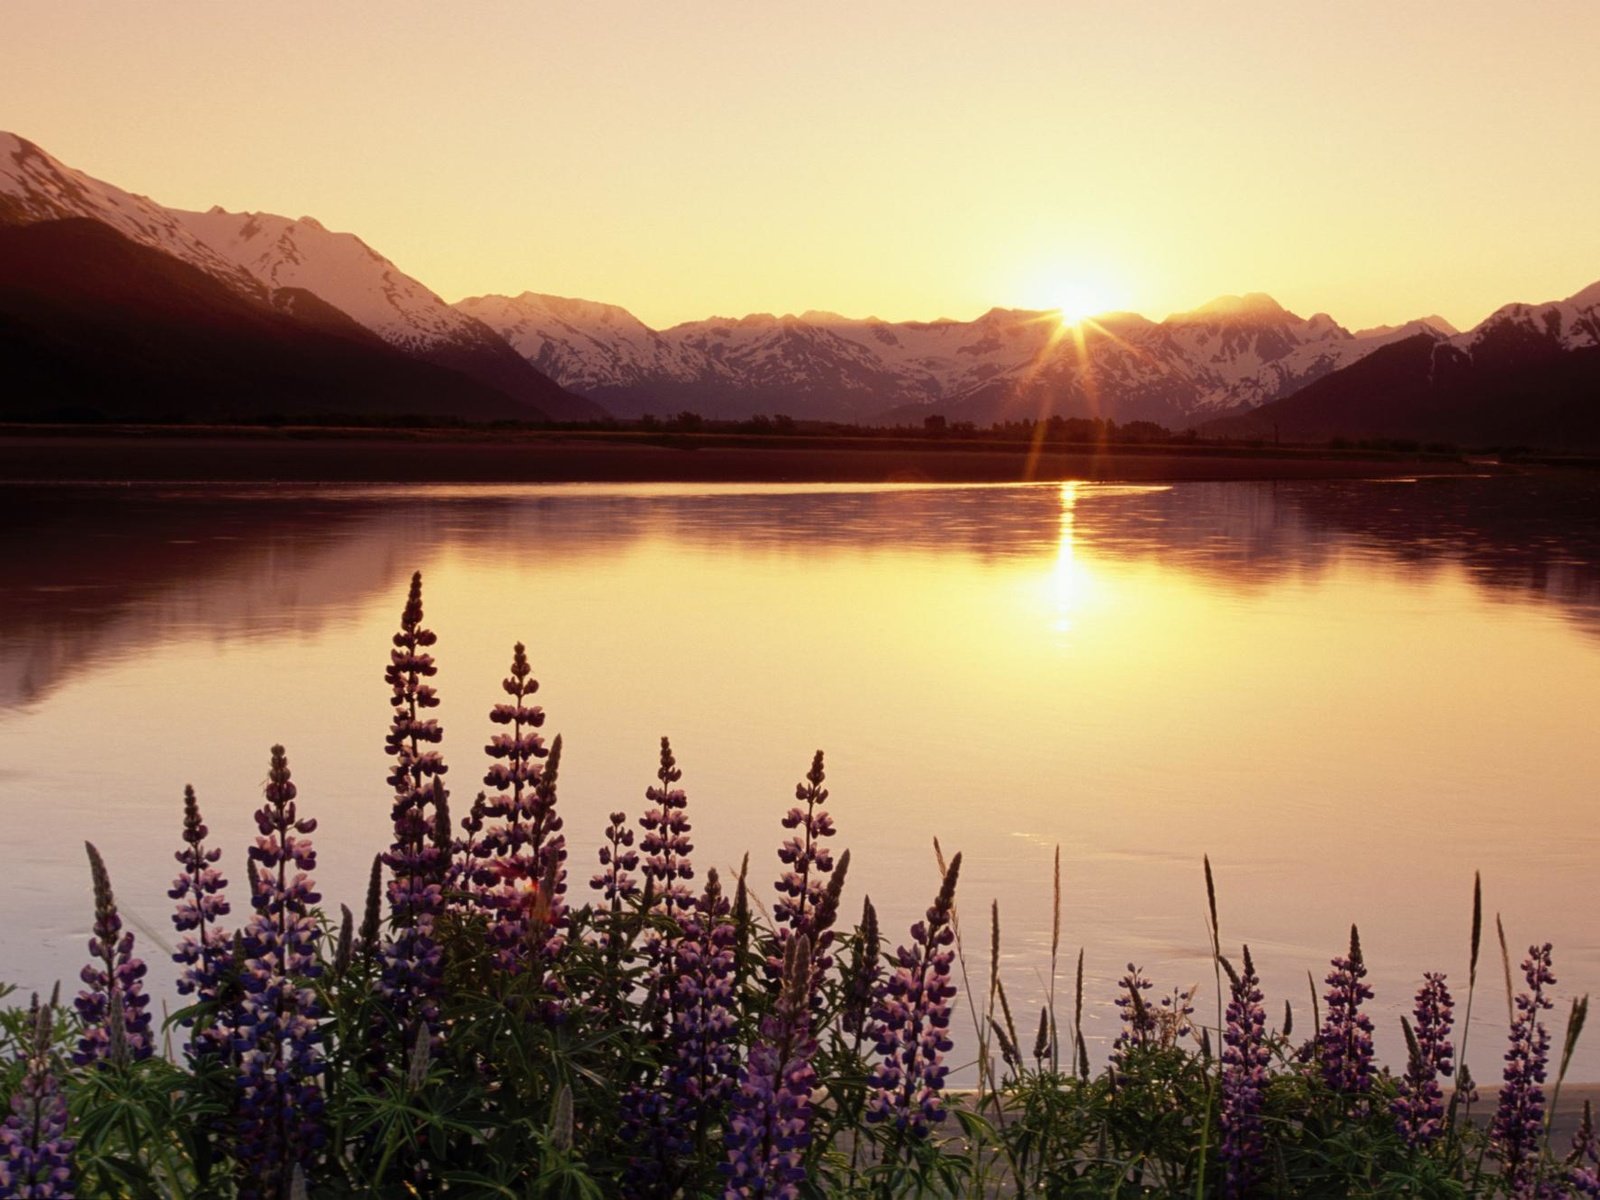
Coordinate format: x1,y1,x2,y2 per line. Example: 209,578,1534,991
0,425,1482,484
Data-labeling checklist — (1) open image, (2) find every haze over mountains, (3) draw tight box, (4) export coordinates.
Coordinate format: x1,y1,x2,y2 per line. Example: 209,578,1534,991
2,131,1597,446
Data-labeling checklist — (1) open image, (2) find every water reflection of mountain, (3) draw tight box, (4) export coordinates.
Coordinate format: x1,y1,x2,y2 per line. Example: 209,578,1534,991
1064,475,1600,633
1281,474,1600,628
4,474,1599,708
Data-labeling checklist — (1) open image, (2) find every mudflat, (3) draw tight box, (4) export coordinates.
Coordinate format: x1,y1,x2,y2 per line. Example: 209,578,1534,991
0,427,1479,484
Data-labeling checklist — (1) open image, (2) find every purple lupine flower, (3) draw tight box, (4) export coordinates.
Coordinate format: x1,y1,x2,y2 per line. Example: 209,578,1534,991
631,739,697,1034
723,934,819,1199
456,790,492,895
1392,972,1455,1148
358,853,383,960
1319,925,1375,1096
621,870,741,1194
639,737,694,918
666,868,740,1109
1220,946,1268,1199
1566,1100,1600,1198
841,895,882,1040
769,751,837,976
864,854,961,1140
591,810,641,903
232,745,326,1200
483,745,568,971
480,643,549,866
1109,963,1157,1066
1492,942,1556,1198
73,842,153,1066
0,996,76,1198
477,645,570,969
383,572,450,927
380,572,449,1038
591,808,642,969
1157,985,1197,1045
169,784,233,1061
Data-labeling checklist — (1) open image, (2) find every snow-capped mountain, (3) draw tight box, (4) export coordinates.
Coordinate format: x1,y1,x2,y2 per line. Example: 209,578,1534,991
1445,280,1600,361
173,206,602,419
177,206,495,353
457,292,711,392
1,132,596,421
1205,280,1600,448
457,289,1460,426
457,292,1069,418
0,132,266,300
0,217,546,423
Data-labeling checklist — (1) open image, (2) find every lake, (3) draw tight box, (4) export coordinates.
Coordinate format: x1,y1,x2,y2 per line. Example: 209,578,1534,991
3,474,1599,1080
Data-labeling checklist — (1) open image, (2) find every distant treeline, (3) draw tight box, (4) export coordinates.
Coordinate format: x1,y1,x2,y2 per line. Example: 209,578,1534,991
5,406,1493,458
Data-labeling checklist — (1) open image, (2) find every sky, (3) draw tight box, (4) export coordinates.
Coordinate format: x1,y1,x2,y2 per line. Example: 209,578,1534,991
4,1,1599,332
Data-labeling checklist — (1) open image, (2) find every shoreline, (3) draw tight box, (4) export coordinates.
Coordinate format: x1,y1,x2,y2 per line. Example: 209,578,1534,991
0,426,1489,485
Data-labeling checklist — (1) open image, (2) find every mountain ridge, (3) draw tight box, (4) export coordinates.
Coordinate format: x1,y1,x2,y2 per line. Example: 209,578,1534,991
0,218,541,423
458,289,1468,426
1204,281,1600,448
0,132,596,422
5,130,1596,445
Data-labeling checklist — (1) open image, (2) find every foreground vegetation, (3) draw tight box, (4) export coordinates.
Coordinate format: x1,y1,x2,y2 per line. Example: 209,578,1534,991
2,575,1594,1198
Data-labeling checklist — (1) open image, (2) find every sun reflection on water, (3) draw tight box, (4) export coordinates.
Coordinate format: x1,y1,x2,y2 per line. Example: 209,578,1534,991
1051,481,1096,632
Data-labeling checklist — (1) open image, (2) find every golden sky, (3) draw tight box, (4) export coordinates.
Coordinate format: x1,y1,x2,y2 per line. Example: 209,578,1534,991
4,1,1598,331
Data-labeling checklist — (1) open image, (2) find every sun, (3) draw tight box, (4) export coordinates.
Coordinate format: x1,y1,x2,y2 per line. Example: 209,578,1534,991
1052,282,1109,327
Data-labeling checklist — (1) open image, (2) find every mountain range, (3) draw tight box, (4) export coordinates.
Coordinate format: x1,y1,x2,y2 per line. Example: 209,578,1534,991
3,131,1597,446
1208,282,1600,447
458,290,1457,427
0,132,596,422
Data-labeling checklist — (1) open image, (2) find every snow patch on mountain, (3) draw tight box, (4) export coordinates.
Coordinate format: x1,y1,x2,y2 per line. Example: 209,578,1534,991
0,132,265,300
1353,315,1458,341
456,292,711,389
460,289,1466,424
175,206,497,354
1451,283,1600,356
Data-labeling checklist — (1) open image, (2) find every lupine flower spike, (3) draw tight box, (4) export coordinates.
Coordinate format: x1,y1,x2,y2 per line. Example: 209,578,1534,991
1492,942,1556,1198
233,745,326,1200
1110,964,1156,1066
592,810,640,904
1566,1100,1600,1197
74,842,153,1066
771,751,837,977
169,785,233,1061
1392,972,1455,1148
724,934,819,1199
1319,924,1376,1098
478,643,565,969
0,995,76,1198
380,572,449,1040
621,869,741,1194
865,853,962,1140
639,737,694,918
666,868,740,1114
591,808,641,971
1220,946,1268,1198
841,896,881,1040
633,739,696,1038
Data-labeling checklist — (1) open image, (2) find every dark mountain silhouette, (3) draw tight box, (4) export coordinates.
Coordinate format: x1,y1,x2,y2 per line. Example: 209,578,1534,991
0,219,548,423
1205,284,1600,449
0,131,600,423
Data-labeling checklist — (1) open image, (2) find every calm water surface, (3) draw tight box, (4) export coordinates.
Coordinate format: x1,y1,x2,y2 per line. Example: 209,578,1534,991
4,475,1600,1077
